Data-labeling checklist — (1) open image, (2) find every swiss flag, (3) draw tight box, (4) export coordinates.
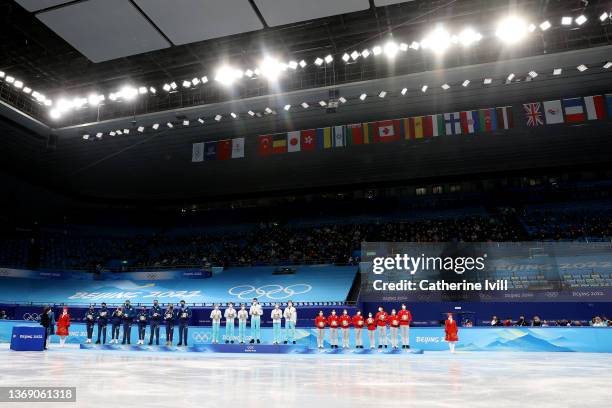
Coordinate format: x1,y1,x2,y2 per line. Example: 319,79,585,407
217,140,231,160
258,135,273,156
301,129,316,151
375,120,397,143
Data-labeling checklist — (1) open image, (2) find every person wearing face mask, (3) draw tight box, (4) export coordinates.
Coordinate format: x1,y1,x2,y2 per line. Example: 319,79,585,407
283,301,297,344
314,311,327,349
177,300,192,346
148,300,163,346
110,307,123,344
366,312,376,349
237,304,249,344
136,306,148,345
224,302,237,344
96,303,109,344
210,304,222,344
57,307,71,348
327,310,340,349
84,305,96,344
271,303,283,344
387,309,400,349
397,304,412,349
121,300,135,345
249,298,263,344
352,311,365,349
445,312,459,353
164,304,176,346
375,306,388,349
339,310,352,349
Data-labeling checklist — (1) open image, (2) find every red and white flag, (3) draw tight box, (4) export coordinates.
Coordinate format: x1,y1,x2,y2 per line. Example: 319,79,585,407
376,120,396,142
287,131,300,152
584,95,605,120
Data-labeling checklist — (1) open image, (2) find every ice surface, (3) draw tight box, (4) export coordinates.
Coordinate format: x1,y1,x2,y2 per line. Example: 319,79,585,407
0,344,610,408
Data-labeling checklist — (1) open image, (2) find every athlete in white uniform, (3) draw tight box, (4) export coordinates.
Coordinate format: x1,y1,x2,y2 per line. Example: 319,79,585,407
249,298,263,344
237,304,249,344
271,304,283,344
283,301,297,344
224,303,237,344
210,304,222,344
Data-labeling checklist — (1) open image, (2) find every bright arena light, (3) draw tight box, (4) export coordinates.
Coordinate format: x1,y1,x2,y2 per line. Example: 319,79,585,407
359,93,367,101
540,20,551,31
120,86,138,100
88,94,101,106
462,80,470,87
421,85,428,92
372,45,383,56
400,87,408,95
342,53,350,62
495,16,528,44
383,41,399,58
600,12,609,22
420,26,451,54
338,96,346,103
301,102,309,108
575,15,587,25
314,57,324,66
258,57,283,80
458,28,482,46
351,50,360,60
214,66,242,86
361,49,371,58
49,109,61,119
561,16,572,25
152,123,160,130
324,54,333,64
283,104,291,111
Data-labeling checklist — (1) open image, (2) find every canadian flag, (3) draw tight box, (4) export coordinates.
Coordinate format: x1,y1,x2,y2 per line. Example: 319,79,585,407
376,120,396,142
287,131,300,152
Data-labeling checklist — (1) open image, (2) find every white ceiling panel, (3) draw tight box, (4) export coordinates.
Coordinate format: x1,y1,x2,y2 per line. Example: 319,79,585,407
134,0,264,45
36,0,171,63
374,0,415,6
15,0,75,12
255,0,370,27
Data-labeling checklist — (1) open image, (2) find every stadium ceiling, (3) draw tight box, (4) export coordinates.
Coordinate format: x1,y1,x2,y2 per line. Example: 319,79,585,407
1,0,612,128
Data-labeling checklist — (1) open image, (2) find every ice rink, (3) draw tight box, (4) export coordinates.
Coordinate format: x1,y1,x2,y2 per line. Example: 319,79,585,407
1,344,610,408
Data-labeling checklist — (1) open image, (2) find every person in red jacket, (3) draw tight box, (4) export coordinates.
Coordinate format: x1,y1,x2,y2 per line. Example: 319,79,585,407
327,310,340,349
374,306,388,349
387,309,400,349
444,312,459,353
366,312,376,349
314,311,327,349
339,310,352,348
397,303,412,349
352,311,365,349
56,307,71,348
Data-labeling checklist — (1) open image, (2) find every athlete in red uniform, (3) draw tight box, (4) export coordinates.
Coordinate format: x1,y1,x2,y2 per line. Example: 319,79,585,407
387,309,400,349
374,307,388,348
327,310,340,349
445,312,459,353
352,311,365,349
366,312,376,349
397,304,413,349
314,311,327,348
339,310,352,348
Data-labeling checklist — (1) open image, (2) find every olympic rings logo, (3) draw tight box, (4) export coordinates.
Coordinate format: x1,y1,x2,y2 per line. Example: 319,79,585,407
192,332,211,343
22,313,40,321
228,284,312,300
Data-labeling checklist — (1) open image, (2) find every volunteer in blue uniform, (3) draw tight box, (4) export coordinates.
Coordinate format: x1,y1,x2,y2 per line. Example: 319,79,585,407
176,300,192,346
96,302,109,344
164,304,176,346
148,299,163,346
110,306,123,344
121,300,135,345
84,305,96,344
136,306,148,345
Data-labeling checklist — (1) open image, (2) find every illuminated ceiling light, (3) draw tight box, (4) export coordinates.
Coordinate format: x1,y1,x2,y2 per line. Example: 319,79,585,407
183,120,189,126
72,97,86,109
137,126,144,132
421,85,428,92
163,83,171,92
483,78,492,84
301,102,309,108
539,20,551,31
6,76,15,83
167,122,173,128
342,53,350,62
88,94,100,106
441,83,450,90
314,57,324,66
0,71,5,78
109,131,116,136
14,80,23,88
49,109,61,119
299,59,307,68
577,64,588,72
191,77,200,86
553,68,562,75
259,57,283,80
378,91,387,98
170,82,178,90
575,15,587,26
528,23,536,32
372,45,383,56
149,86,156,94
214,66,242,85
495,16,528,44
603,61,612,69
230,112,237,119
265,107,273,113
359,93,367,101
462,80,470,87
421,26,451,54
120,86,138,100
561,16,572,25
138,86,148,94
600,12,609,22
201,76,208,84
288,60,298,69
383,41,399,58
116,130,123,135
198,117,205,123
324,54,333,64
283,104,291,111
82,134,90,140
338,96,346,103
350,50,360,60
318,100,327,106
56,98,72,112
44,99,53,106
215,114,222,121
96,132,103,138
400,87,408,95
247,110,255,116
361,49,371,58
182,80,191,88
245,69,254,78
152,123,160,130
506,73,515,81
528,70,538,78
399,42,408,51
23,87,32,94
123,129,130,134
409,41,420,50
458,28,482,46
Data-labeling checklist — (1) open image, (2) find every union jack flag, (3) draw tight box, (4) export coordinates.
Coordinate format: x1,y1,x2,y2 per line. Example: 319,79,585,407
523,102,544,127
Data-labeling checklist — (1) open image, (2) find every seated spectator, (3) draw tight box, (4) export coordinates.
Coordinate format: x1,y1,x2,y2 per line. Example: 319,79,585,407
592,316,606,327
0,310,7,320
531,316,542,326
515,315,529,326
503,317,513,326
541,320,549,327
490,316,503,326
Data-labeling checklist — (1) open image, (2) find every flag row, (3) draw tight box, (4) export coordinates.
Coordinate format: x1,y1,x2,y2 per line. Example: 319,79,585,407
522,95,612,126
192,137,244,162
257,106,513,155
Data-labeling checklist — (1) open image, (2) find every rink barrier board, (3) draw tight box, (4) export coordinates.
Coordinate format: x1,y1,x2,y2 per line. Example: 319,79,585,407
1,321,611,352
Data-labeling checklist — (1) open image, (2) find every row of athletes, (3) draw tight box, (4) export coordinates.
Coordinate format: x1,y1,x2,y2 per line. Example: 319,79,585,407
313,305,412,349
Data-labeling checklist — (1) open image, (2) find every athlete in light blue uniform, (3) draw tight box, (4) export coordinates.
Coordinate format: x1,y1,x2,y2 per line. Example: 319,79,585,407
283,300,297,344
249,298,262,344
210,304,222,344
224,303,236,344
237,304,249,344
271,303,283,344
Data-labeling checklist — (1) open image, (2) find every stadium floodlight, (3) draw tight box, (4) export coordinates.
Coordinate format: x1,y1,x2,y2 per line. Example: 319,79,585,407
265,107,273,113
96,132,103,138
163,83,171,92
421,85,428,92
421,26,451,54
553,68,562,75
245,69,254,78
314,57,324,66
495,16,528,44
361,49,371,58
462,80,470,87
120,86,138,100
401,87,408,95
230,112,237,119
170,82,178,90
324,54,333,64
88,94,100,106
23,86,32,94
342,53,350,62
215,114,222,121
198,117,205,123
44,98,52,106
399,42,408,51
123,129,130,134
137,126,144,132
182,80,191,88
506,73,515,81
166,122,173,128
318,100,327,106
372,45,383,55
338,96,346,103
5,75,15,83
528,70,538,78
351,50,360,60
138,86,147,94
259,57,283,80
577,64,588,72
483,77,493,84
299,59,307,68
359,93,367,100
383,41,399,58
201,76,208,84
441,83,450,90
109,131,116,136
283,104,291,111
0,71,4,78
540,20,551,31
14,80,23,89
561,16,572,25
49,109,61,119
458,28,482,46
149,86,156,94
575,15,587,25
116,130,123,135
301,102,309,108
378,91,387,98
152,123,160,130
409,41,420,50
214,66,242,85
604,61,612,69
191,77,200,86
600,12,609,22
288,60,298,69
183,120,189,126
527,24,536,32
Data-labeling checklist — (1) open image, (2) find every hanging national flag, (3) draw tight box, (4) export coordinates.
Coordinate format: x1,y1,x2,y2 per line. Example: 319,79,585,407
346,124,363,145
376,120,397,142
543,100,564,124
231,138,245,158
408,116,424,139
460,111,479,134
362,122,374,144
316,127,332,149
496,106,513,130
217,140,232,160
301,129,317,151
258,135,273,156
584,95,605,120
562,98,585,122
478,108,498,132
192,142,204,162
287,131,300,153
444,112,461,135
333,126,346,147
606,94,612,118
395,119,407,141
204,141,217,161
425,114,444,137
523,103,544,127
272,133,287,153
